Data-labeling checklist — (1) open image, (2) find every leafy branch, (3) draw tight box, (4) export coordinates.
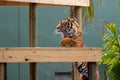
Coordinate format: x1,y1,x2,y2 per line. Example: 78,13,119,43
102,23,120,80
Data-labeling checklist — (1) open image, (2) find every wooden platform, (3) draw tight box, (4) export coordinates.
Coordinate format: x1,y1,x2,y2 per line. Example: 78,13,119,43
0,0,90,6
0,47,102,63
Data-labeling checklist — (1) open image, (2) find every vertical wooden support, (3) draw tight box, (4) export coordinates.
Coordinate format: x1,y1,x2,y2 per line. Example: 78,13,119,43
70,6,98,80
0,63,7,80
71,6,99,80
70,6,75,80
29,3,38,80
74,6,82,28
70,6,82,27
70,6,83,80
74,6,83,80
88,62,97,80
29,3,38,47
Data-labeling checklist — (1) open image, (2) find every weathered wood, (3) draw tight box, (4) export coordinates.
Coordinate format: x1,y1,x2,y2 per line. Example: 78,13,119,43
29,3,38,80
30,63,37,80
0,0,90,6
74,6,82,28
0,63,4,80
88,62,99,80
0,48,102,62
0,63,7,80
29,3,38,47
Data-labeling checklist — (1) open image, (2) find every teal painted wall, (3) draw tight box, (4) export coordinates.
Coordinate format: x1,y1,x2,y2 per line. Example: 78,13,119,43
0,0,120,80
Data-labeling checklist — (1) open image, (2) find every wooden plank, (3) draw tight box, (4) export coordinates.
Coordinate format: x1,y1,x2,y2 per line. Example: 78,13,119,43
0,48,102,63
0,0,90,6
0,1,28,6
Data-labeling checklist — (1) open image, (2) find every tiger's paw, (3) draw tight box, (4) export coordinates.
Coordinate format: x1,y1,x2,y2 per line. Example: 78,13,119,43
60,38,77,47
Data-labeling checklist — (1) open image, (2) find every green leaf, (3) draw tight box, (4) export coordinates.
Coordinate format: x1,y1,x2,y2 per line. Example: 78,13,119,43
87,1,94,22
103,38,116,50
103,32,112,41
106,23,117,36
111,63,120,80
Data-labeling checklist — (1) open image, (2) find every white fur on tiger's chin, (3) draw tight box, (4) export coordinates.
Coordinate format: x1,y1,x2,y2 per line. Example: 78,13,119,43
55,29,64,38
54,24,63,37
55,24,67,38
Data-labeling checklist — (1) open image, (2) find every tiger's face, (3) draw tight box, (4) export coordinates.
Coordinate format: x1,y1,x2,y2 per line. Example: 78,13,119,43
56,18,81,38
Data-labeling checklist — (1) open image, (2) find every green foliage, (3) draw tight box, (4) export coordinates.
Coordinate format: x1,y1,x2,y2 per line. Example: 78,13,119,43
65,0,104,24
102,23,120,80
82,0,105,25
82,0,94,22
117,0,120,15
111,63,120,80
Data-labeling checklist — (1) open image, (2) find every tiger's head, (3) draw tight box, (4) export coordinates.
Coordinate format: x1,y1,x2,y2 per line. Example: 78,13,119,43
56,18,82,38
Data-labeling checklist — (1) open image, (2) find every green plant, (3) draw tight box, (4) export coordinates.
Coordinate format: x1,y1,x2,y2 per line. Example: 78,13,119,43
65,0,104,24
102,23,120,80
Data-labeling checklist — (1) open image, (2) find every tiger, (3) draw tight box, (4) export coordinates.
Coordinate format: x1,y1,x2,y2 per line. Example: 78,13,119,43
56,18,99,80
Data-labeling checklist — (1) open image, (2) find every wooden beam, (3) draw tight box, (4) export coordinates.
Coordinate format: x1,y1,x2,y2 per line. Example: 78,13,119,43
0,1,28,6
0,48,102,63
0,0,90,6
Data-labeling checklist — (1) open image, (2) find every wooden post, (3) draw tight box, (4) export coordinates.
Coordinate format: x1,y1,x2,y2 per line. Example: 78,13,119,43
29,3,38,80
74,6,82,28
73,6,98,80
88,62,97,80
0,63,7,80
29,3,38,47
70,6,83,80
74,6,83,80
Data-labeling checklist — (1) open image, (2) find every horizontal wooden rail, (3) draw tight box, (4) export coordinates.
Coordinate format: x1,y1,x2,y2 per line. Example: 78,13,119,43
0,47,102,63
0,0,90,6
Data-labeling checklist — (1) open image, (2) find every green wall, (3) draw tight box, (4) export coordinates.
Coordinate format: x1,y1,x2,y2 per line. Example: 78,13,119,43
0,6,71,80
0,0,120,80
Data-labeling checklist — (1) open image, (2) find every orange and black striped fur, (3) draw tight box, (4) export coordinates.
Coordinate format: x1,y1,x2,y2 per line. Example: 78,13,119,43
56,18,99,80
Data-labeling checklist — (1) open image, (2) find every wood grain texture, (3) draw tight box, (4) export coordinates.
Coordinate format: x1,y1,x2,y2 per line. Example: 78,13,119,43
0,0,90,6
0,48,102,63
0,63,7,80
88,62,99,80
29,3,38,80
